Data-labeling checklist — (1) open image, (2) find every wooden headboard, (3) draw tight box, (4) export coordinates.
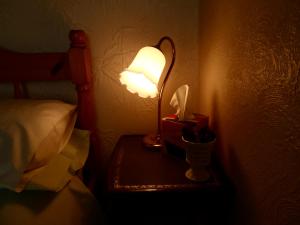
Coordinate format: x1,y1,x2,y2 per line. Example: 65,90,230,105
0,30,98,190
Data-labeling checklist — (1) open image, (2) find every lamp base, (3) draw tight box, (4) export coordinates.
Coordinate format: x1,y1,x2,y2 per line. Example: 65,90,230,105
143,134,163,150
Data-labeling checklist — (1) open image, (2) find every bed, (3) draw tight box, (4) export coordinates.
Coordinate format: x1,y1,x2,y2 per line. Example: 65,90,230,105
0,30,106,225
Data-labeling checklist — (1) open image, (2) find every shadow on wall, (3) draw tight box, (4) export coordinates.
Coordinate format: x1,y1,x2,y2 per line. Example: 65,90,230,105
210,91,257,225
0,0,71,52
199,1,300,225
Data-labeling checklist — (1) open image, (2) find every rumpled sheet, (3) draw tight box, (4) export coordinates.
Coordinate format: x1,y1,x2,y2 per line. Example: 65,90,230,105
0,176,107,225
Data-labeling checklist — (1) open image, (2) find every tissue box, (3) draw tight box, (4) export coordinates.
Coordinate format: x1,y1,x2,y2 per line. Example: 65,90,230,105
162,113,209,159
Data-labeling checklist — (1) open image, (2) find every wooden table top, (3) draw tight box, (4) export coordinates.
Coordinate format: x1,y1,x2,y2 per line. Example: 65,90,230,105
107,135,224,193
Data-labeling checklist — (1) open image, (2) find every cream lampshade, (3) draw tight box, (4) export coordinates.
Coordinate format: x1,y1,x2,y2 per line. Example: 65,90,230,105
120,36,175,149
120,46,166,98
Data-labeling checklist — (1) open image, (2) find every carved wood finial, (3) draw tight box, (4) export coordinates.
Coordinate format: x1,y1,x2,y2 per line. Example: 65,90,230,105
69,30,87,48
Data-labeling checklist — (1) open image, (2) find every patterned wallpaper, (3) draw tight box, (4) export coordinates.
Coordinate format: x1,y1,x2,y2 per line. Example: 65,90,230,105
0,0,200,167
198,0,300,225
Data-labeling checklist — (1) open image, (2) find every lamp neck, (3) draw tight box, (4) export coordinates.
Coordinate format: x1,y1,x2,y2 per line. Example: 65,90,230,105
154,36,176,141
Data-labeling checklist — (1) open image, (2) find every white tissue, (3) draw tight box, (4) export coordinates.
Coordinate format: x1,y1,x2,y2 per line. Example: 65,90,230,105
169,84,189,121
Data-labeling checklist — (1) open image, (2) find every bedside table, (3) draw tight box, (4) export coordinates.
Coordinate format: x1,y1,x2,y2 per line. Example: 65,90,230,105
106,135,233,225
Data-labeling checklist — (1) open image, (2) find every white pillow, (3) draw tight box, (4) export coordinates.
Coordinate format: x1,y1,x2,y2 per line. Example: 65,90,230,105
24,128,90,192
0,99,77,192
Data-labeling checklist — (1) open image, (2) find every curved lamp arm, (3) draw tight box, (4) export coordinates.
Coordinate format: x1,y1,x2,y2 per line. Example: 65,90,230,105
119,36,176,149
154,36,176,144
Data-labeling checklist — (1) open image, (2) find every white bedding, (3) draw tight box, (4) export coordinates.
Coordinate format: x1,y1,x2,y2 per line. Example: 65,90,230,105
0,99,77,192
0,176,107,225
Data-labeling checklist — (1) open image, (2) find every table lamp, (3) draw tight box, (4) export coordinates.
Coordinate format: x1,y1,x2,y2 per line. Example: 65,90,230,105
120,36,176,149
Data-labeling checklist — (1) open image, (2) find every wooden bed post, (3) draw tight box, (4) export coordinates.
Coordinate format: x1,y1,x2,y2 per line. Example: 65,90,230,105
68,30,99,191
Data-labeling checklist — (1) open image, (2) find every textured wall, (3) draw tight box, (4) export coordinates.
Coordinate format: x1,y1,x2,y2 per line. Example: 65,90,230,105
198,0,300,225
0,0,200,167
